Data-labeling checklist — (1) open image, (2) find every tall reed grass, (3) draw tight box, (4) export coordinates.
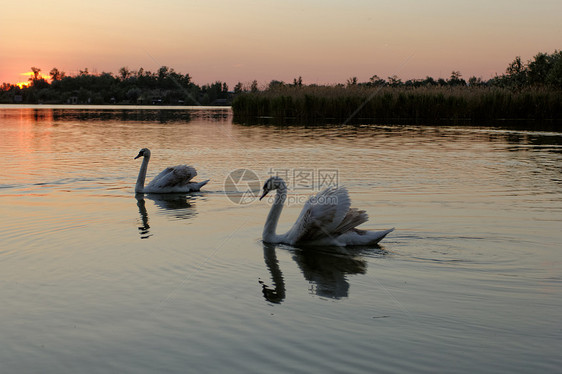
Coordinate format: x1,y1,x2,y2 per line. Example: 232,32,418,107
232,86,562,125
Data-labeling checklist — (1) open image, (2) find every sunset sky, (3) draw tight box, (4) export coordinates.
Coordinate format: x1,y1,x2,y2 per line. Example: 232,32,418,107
1,0,561,88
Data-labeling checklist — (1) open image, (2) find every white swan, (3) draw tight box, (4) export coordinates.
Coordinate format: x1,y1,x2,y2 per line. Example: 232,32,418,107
134,148,209,193
260,176,394,247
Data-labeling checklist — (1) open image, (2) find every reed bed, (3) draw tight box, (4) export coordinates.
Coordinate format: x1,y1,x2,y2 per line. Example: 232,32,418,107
232,85,562,125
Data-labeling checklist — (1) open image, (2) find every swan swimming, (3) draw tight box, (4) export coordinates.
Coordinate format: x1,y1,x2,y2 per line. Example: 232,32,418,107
134,148,209,193
260,176,394,247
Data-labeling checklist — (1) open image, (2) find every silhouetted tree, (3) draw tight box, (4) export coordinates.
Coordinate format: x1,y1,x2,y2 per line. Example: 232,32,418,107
468,76,485,87
369,75,386,87
448,71,466,86
29,67,49,89
346,77,358,86
157,66,169,84
250,80,259,92
527,52,550,85
49,68,65,81
546,50,562,88
421,76,437,86
507,56,525,76
30,67,41,81
119,66,132,80
269,80,285,89
503,56,527,87
387,75,402,87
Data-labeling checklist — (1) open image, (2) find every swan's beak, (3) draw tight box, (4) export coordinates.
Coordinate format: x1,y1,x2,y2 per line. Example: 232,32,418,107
259,189,270,201
134,152,143,159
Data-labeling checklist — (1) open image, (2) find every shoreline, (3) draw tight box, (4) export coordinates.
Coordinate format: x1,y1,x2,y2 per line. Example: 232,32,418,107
0,104,232,110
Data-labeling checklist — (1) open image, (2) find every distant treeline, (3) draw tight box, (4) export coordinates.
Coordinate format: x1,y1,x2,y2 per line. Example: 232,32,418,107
2,51,562,125
232,51,562,124
0,66,231,105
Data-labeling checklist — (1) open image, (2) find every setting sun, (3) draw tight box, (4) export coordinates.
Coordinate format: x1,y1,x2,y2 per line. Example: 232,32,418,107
15,82,30,89
14,71,50,88
21,71,50,80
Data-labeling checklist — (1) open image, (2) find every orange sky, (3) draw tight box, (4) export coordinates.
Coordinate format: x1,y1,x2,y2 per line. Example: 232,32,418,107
1,0,561,88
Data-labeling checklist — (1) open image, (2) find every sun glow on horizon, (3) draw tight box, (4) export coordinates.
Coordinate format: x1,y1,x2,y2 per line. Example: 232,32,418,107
1,0,561,88
13,71,51,88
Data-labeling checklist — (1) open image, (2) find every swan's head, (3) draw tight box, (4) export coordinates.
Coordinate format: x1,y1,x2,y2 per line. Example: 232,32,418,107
134,148,151,160
259,176,286,200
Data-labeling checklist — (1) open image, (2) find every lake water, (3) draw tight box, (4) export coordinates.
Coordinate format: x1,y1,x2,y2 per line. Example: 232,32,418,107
1,106,561,373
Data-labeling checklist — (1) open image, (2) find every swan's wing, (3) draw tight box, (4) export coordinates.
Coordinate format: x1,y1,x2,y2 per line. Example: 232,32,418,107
336,228,394,246
286,186,352,243
333,208,369,236
147,165,197,189
171,165,198,185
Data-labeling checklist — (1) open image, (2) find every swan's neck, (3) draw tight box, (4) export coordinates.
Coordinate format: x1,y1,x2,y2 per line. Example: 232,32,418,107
136,155,150,193
263,186,287,243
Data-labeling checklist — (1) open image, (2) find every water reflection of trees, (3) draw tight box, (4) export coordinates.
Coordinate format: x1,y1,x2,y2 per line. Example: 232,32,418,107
135,193,198,239
260,243,388,303
50,108,231,123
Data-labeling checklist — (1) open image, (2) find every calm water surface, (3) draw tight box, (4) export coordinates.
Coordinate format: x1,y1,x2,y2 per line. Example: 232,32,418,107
1,106,561,373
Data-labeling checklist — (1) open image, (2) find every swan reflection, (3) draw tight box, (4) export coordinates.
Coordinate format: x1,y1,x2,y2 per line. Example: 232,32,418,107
260,243,387,303
136,197,152,239
135,193,199,239
260,243,286,303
